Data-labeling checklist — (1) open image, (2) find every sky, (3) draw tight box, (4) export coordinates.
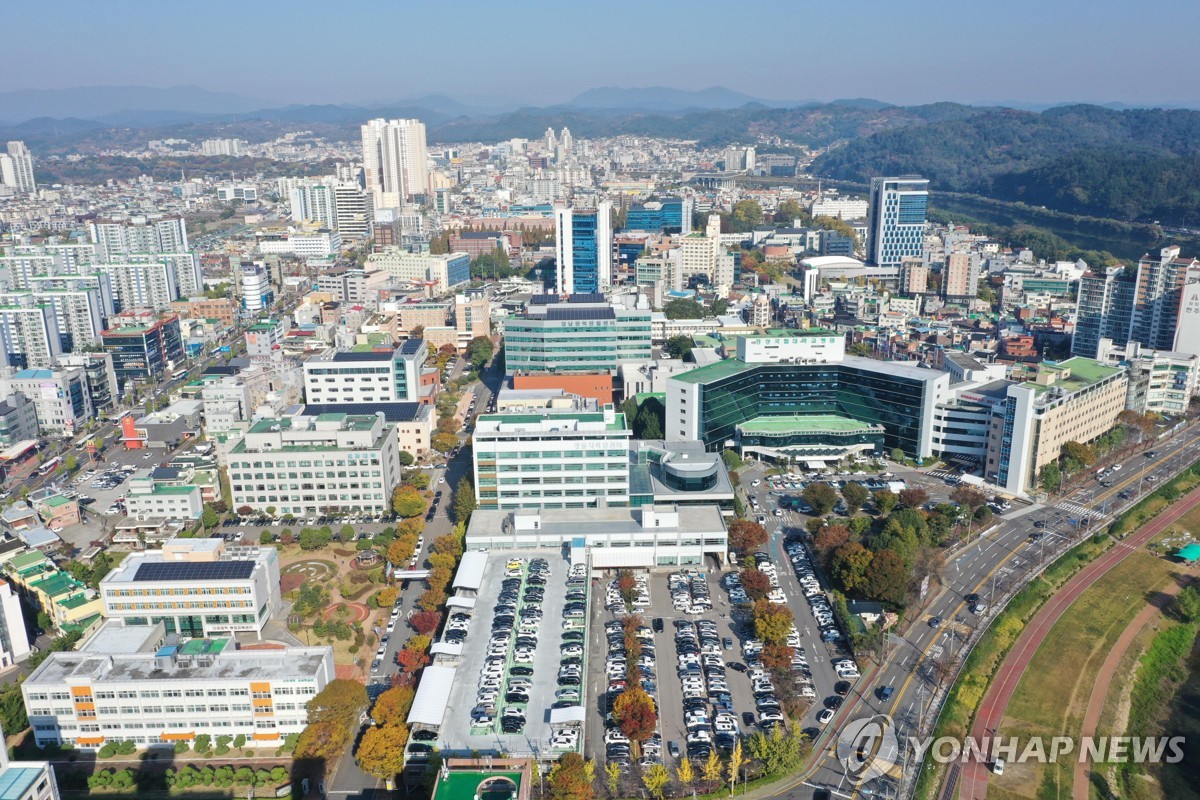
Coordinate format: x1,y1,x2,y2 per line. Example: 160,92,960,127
2,0,1198,109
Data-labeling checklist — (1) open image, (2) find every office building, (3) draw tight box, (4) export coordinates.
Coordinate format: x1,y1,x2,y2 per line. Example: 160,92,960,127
361,118,429,206
215,185,257,203
943,251,981,302
867,176,928,267
0,393,39,448
90,218,189,261
473,406,631,510
668,334,950,461
366,250,470,295
680,218,723,287
244,318,286,357
0,141,35,194
54,353,118,414
172,296,237,329
1072,266,1138,358
256,228,340,258
101,314,184,388
811,196,868,221
123,476,204,523
240,264,274,314
2,369,91,434
465,504,727,570
300,401,434,459
554,203,612,294
988,358,1127,495
99,539,280,638
624,198,692,234
0,303,61,369
0,724,57,800
504,295,653,375
22,623,333,749
302,341,429,404
454,292,491,349
227,411,402,516
1131,246,1200,353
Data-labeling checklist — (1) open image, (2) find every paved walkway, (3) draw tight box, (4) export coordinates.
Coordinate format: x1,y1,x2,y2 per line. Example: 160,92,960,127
1071,574,1189,800
955,484,1200,800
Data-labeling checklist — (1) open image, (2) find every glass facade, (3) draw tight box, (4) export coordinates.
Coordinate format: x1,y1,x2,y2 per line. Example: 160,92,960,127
696,363,929,455
571,213,601,293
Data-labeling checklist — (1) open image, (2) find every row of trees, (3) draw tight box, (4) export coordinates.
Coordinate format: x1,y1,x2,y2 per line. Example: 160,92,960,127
356,684,416,780
1039,411,1158,493
295,679,368,766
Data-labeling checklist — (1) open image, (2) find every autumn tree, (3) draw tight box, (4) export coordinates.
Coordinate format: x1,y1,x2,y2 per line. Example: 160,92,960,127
307,679,366,730
863,549,910,606
356,723,409,780
751,599,794,645
812,524,851,553
392,484,427,518
949,486,987,512
432,432,459,453
832,542,874,594
802,482,838,515
1061,440,1096,467
409,610,441,636
702,749,723,787
728,740,744,794
612,687,657,753
841,482,869,515
727,519,768,554
376,586,399,607
872,489,898,516
676,755,694,789
452,478,476,524
370,686,415,727
642,764,670,800
739,568,771,601
898,487,929,509
549,753,596,800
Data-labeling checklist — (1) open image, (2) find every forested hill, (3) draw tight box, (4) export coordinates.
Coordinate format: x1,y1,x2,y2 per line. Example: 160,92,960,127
810,105,1200,226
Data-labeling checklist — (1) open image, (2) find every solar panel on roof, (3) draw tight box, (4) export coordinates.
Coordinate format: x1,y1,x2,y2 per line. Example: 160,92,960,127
567,293,605,304
546,306,615,321
530,294,560,305
301,402,423,421
331,350,394,361
133,561,255,582
399,339,425,355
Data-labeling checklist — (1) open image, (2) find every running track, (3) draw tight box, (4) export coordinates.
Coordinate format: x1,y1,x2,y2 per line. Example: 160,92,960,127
953,484,1200,800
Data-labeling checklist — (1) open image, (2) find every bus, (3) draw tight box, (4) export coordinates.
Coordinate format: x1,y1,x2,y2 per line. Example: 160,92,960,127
37,457,62,476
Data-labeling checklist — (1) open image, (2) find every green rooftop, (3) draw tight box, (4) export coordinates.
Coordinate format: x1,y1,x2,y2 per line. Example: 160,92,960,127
672,358,752,384
8,551,48,571
434,771,523,800
480,411,628,431
179,638,230,655
42,495,74,507
1025,357,1122,395
737,414,882,434
145,485,200,496
760,328,837,338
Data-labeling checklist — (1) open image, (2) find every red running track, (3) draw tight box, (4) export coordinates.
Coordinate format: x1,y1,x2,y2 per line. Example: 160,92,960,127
954,485,1200,800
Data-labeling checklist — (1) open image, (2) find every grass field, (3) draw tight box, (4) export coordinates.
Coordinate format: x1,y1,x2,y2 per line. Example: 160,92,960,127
988,549,1182,799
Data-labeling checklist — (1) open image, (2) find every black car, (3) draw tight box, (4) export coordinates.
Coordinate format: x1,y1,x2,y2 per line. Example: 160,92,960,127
412,729,438,742
965,593,980,605
408,742,434,753
510,666,534,676
728,662,747,672
652,617,664,632
505,692,530,703
825,696,842,710
742,711,756,726
558,676,581,686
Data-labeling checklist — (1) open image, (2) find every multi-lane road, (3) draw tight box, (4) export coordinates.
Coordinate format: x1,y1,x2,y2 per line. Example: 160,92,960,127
754,421,1200,799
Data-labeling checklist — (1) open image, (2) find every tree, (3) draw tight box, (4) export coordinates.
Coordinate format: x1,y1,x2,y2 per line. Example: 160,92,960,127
339,524,356,541
465,336,494,370
728,739,744,795
549,753,596,800
398,451,415,467
295,721,349,764
812,524,851,553
727,519,768,554
356,724,409,780
451,479,476,524
832,542,874,594
702,749,723,787
666,335,695,360
612,686,657,751
642,764,670,800
377,586,399,607
662,298,708,320
872,489,898,515
431,432,458,453
409,610,441,636
730,200,764,232
721,449,744,471
307,679,366,730
898,487,929,509
1061,440,1096,467
1038,461,1062,493
863,549,910,606
847,341,873,358
387,537,416,566
740,568,771,601
889,448,906,463
812,215,860,249
604,762,621,796
392,485,427,518
751,599,794,645
842,482,869,515
1174,585,1200,622
0,684,27,735
949,486,987,511
406,471,432,491
676,754,694,789
802,482,838,515
634,399,665,440
201,505,220,530
370,686,415,727
436,416,458,434
775,199,808,226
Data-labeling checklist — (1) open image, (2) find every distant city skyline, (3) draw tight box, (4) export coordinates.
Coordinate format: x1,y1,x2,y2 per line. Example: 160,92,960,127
2,0,1199,110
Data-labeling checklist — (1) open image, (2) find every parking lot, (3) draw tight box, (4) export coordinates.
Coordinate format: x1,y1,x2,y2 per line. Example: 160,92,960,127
439,552,587,757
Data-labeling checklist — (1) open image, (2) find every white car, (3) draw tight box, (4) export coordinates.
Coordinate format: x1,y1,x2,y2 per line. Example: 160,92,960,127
817,709,834,725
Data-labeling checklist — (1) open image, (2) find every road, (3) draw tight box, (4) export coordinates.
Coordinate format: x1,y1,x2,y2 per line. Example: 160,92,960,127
755,420,1200,799
955,481,1200,800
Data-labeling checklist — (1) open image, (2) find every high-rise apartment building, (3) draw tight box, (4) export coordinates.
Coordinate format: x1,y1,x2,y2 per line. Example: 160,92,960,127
554,203,612,295
360,118,429,207
1131,246,1200,353
1072,266,1137,358
867,176,929,267
0,289,105,352
287,181,336,227
200,138,244,157
943,251,981,302
90,218,189,260
900,259,929,294
0,303,62,369
0,141,35,194
333,182,373,239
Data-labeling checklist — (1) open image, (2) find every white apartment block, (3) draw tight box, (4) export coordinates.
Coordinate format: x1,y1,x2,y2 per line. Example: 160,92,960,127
0,141,36,194
201,138,244,157
99,539,281,638
23,623,333,749
95,261,178,312
0,579,30,668
0,289,104,350
0,303,61,368
810,197,869,221
256,229,341,258
227,411,403,516
361,118,430,207
472,406,631,510
366,250,471,295
89,218,189,260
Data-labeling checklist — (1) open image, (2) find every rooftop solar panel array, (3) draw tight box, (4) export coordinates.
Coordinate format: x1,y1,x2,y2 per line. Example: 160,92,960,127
531,294,561,305
399,339,425,355
133,561,255,582
546,306,615,321
301,402,423,421
332,350,394,362
568,293,605,304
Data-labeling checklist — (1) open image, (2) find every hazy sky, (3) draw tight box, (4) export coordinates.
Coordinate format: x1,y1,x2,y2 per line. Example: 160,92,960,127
3,0,1197,107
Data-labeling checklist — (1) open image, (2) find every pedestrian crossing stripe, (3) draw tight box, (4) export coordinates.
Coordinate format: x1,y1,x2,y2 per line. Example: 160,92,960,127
1055,501,1108,520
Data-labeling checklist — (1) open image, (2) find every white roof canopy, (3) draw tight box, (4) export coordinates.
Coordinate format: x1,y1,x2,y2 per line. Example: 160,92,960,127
407,665,457,727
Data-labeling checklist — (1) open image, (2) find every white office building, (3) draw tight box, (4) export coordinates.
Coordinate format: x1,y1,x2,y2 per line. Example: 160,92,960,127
227,411,403,516
0,580,30,668
366,250,471,295
361,118,429,207
302,340,429,405
867,176,928,267
810,197,869,221
0,141,35,194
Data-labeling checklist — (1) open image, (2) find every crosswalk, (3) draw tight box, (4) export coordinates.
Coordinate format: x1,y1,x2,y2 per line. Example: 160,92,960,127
926,470,959,481
1055,500,1109,521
